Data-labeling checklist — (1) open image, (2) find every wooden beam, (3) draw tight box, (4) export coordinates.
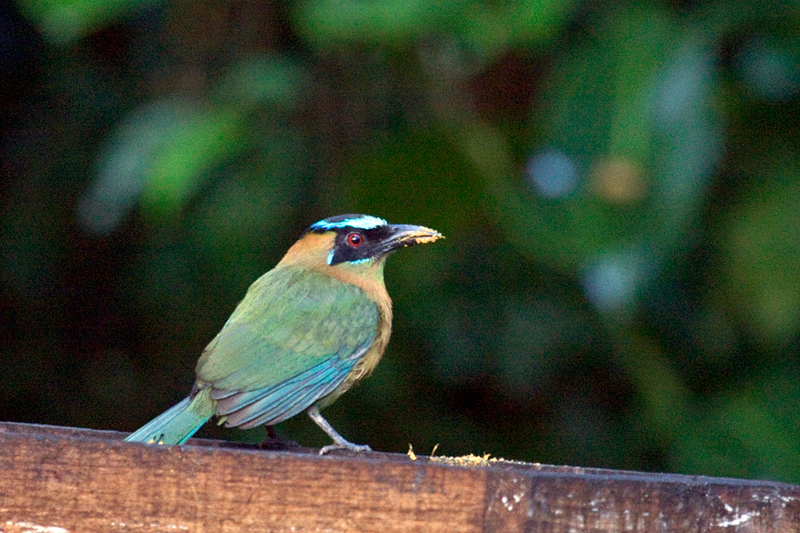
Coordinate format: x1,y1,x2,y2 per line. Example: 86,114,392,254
1,421,798,532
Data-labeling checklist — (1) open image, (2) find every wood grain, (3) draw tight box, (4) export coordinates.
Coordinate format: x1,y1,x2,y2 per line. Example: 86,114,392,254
1,422,798,532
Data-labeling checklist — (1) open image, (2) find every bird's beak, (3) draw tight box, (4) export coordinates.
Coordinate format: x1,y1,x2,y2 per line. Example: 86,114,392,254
379,224,444,255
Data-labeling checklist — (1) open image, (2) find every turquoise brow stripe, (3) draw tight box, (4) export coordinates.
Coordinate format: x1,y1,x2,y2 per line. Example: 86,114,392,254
311,216,387,231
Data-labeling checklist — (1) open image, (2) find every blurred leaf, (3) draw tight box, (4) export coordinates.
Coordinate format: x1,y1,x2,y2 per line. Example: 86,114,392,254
456,0,578,57
81,52,307,232
141,106,246,218
79,97,195,234
216,55,308,108
296,0,451,46
18,0,160,44
295,0,576,54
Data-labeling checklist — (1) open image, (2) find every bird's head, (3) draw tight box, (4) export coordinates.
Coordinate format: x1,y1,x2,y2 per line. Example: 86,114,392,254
278,214,443,281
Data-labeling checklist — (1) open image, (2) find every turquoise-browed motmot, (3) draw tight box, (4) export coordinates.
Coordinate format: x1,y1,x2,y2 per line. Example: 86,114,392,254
124,214,442,452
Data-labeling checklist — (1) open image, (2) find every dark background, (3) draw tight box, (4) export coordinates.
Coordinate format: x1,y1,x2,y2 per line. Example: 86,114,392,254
2,0,800,482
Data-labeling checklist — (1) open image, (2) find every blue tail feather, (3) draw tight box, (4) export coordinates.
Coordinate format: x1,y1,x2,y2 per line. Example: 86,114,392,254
124,392,214,445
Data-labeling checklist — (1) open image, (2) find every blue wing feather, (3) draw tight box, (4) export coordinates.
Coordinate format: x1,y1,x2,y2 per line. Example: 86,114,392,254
221,358,354,429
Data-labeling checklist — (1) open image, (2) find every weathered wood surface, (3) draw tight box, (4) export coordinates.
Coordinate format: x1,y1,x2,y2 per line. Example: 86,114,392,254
0,422,798,532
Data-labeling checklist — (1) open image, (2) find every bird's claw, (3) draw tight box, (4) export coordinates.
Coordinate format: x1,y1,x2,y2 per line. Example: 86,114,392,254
318,442,372,455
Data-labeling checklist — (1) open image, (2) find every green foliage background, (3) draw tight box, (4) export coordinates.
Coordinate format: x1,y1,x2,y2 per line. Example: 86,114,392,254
3,0,800,482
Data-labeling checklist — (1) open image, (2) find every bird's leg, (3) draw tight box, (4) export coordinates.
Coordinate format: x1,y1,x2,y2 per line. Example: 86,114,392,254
307,405,372,454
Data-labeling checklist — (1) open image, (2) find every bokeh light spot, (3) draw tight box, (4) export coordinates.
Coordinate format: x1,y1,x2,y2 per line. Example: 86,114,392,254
737,38,800,101
526,148,579,198
590,157,648,203
581,253,642,313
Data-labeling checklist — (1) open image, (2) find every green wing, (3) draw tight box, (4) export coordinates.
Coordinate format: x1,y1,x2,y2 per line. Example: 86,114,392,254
195,265,379,428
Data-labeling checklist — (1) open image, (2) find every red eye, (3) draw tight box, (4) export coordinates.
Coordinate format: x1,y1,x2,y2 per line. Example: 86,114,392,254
346,232,363,247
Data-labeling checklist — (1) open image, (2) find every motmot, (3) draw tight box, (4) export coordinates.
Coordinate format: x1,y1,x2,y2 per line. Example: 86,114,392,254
125,214,442,453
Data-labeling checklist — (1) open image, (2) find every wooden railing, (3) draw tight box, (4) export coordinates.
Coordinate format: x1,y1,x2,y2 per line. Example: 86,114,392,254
1,421,798,532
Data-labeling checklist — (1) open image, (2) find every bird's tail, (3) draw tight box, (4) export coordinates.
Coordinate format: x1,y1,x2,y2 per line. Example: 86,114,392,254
124,388,214,445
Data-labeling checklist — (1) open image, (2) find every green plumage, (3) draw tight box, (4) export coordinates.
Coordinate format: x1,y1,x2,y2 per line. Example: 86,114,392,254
125,264,379,445
124,213,442,451
199,264,378,392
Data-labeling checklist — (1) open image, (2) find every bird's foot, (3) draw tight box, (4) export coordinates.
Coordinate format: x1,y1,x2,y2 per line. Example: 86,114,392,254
307,406,372,455
318,442,372,455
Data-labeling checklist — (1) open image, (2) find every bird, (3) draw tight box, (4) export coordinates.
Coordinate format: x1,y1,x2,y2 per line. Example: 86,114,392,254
124,214,443,453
